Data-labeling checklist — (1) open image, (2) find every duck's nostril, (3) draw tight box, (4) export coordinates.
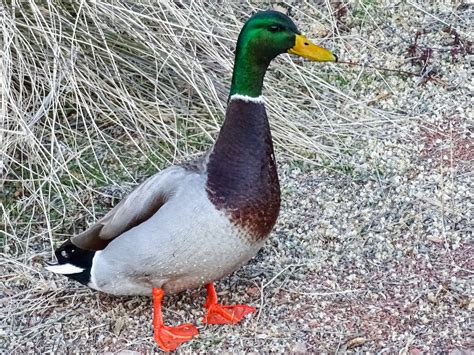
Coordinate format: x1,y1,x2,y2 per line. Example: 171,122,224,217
304,42,309,46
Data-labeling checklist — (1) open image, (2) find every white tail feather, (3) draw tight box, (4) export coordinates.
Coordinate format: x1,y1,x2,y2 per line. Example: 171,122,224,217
45,263,85,274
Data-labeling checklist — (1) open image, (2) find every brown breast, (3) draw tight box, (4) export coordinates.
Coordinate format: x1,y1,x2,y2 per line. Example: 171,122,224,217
206,99,281,242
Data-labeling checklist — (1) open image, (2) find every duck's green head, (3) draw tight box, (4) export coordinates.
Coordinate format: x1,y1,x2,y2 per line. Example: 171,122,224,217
230,10,337,98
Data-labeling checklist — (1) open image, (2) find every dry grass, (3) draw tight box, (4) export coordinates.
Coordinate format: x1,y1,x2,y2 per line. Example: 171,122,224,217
1,0,472,353
1,1,403,252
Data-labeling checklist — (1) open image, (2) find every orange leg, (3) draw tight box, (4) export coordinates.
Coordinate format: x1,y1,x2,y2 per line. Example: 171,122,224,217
152,288,198,352
202,283,256,325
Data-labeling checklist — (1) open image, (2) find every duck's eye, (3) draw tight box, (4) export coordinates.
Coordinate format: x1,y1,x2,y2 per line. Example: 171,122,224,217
269,25,283,33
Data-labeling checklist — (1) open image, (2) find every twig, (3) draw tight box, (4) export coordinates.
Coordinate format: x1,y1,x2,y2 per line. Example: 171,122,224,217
337,60,451,86
337,60,421,77
253,264,304,334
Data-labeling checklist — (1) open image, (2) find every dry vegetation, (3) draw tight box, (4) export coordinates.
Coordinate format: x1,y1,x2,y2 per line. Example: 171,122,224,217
1,0,472,353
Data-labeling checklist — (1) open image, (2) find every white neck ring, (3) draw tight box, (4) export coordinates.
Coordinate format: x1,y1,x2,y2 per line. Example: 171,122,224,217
229,94,265,104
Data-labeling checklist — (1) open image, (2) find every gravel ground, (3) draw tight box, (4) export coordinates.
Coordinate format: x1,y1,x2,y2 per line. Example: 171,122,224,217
2,1,473,353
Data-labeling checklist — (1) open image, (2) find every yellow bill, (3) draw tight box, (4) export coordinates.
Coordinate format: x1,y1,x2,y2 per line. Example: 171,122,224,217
288,34,337,62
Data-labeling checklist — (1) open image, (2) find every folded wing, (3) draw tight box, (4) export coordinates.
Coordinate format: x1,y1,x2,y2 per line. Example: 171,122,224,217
71,166,190,250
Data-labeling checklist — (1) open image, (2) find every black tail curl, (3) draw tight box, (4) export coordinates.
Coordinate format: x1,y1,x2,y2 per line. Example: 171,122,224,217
47,239,96,285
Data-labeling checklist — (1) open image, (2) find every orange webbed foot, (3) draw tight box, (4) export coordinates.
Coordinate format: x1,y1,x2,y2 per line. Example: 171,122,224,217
202,283,256,325
154,323,198,352
152,288,198,352
203,303,256,324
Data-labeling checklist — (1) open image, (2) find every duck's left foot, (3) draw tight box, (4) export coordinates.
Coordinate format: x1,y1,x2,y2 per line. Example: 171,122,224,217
202,283,256,325
203,303,256,324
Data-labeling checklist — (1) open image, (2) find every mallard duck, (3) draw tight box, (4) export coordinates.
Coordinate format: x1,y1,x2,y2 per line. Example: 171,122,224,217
46,10,336,351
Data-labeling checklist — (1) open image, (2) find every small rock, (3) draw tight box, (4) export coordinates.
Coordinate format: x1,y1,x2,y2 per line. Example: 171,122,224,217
427,292,438,304
291,342,307,353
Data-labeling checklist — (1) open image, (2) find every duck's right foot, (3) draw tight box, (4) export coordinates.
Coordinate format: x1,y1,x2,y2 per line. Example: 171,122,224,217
152,288,198,351
154,323,198,352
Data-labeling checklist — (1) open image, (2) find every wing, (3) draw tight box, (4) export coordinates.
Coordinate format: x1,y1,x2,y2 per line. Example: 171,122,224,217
71,165,192,250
